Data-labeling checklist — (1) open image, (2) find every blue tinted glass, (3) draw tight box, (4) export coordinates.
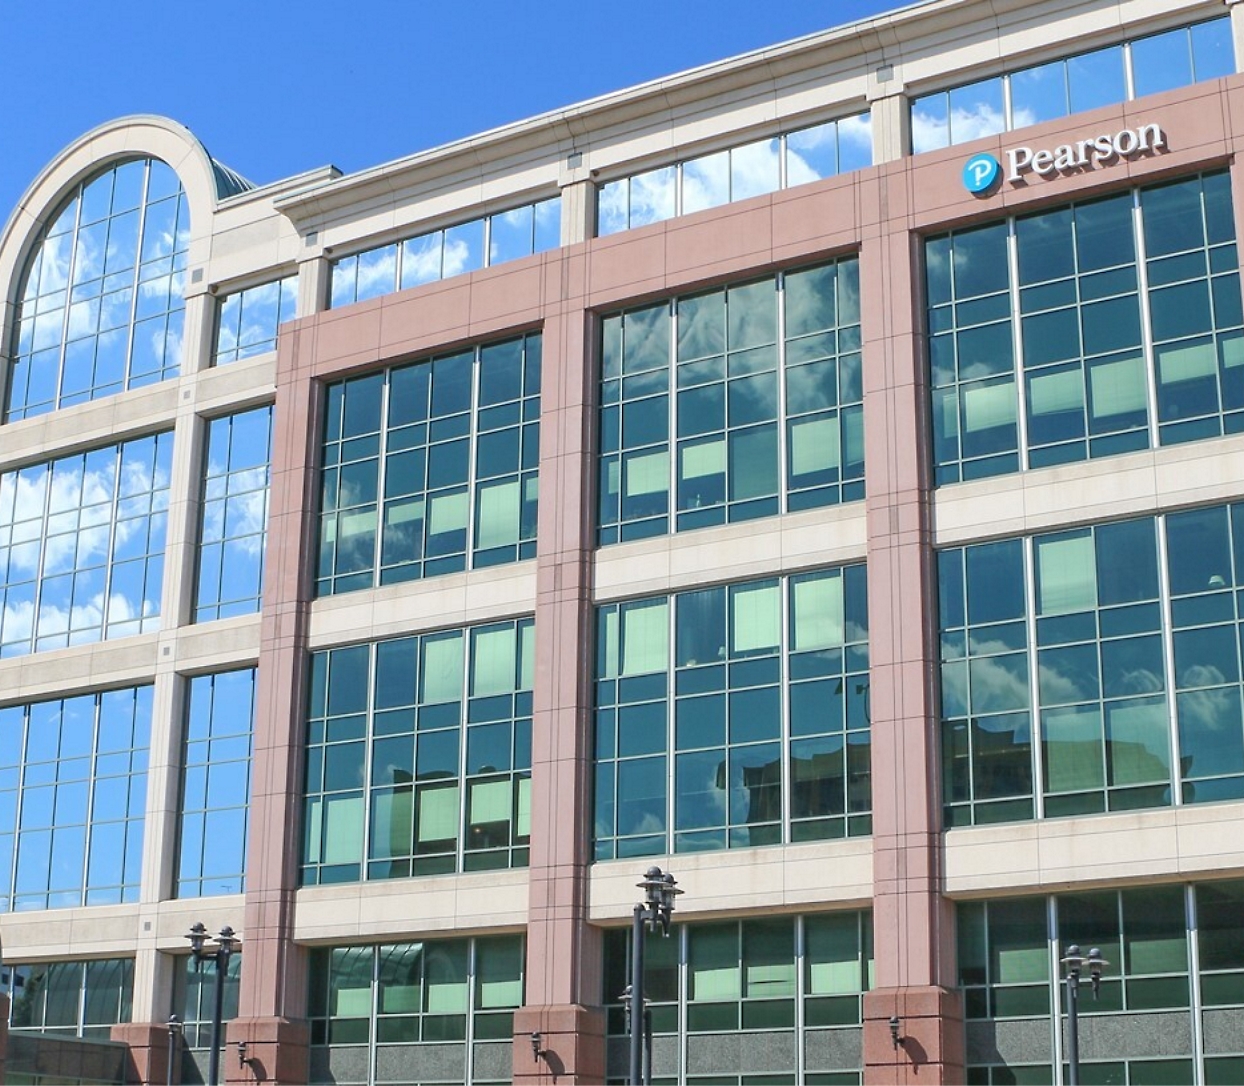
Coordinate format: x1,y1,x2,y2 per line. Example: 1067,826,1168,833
1132,28,1194,97
8,159,189,420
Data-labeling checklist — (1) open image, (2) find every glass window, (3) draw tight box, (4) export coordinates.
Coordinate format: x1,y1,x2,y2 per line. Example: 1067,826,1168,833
177,669,254,898
329,196,561,308
174,953,240,1051
214,275,297,365
6,958,134,1039
317,333,539,594
595,564,869,861
196,406,272,621
0,687,149,911
302,619,532,886
941,500,1244,827
0,432,173,656
599,112,872,237
930,172,1243,486
602,912,871,1079
308,935,522,1073
8,158,189,421
910,17,1233,153
600,259,862,545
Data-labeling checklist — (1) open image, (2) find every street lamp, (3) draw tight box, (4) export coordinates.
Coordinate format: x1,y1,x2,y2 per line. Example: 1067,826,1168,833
166,1014,183,1086
1060,944,1107,1086
186,923,239,1086
628,867,682,1086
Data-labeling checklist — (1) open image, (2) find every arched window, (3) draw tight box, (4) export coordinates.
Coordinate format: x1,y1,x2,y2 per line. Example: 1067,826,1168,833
8,157,189,421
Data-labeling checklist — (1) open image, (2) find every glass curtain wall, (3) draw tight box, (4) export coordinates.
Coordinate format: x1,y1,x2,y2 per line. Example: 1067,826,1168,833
4,958,134,1040
929,174,1243,484
8,157,189,420
0,687,150,910
602,911,873,1084
307,935,523,1086
302,619,533,885
912,17,1233,152
598,112,872,236
941,501,1244,828
594,564,870,860
195,406,273,621
959,880,1244,1085
330,197,560,308
214,275,298,365
317,333,540,593
177,669,255,898
599,260,863,544
0,433,173,655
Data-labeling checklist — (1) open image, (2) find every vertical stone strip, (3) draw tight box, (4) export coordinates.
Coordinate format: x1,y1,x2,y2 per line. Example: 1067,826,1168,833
859,172,964,1083
512,254,606,1083
226,320,320,1084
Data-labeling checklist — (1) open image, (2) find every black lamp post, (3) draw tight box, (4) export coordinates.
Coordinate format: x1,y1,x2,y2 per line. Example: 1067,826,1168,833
166,1014,183,1086
628,867,682,1086
1060,944,1107,1086
186,923,239,1086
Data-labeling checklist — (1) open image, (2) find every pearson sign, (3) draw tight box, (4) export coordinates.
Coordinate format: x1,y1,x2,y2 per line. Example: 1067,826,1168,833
963,123,1167,192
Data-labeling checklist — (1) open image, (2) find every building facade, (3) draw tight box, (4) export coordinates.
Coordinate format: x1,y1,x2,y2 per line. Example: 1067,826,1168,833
2,0,1244,1083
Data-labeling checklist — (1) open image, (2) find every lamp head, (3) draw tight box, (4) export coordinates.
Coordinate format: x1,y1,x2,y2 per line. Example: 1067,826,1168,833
637,866,666,905
217,925,238,958
186,922,208,956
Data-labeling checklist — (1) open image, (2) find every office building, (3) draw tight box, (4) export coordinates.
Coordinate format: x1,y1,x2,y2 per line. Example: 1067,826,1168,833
1,0,1244,1081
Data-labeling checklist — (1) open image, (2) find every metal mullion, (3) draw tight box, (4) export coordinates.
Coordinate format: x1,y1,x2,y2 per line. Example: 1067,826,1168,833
29,455,61,651
1133,190,1163,450
679,924,689,1086
359,643,378,883
1025,537,1046,818
483,214,493,270
1123,40,1137,101
98,442,124,643
778,134,789,191
53,179,86,411
123,163,150,392
666,593,677,856
466,937,478,1083
372,375,392,586
1002,71,1014,132
368,946,380,1083
794,915,806,1084
465,346,482,569
81,692,101,906
668,299,678,534
779,571,792,846
76,961,89,1038
457,628,471,873
1008,218,1030,470
1048,894,1065,1085
1156,513,1184,808
776,272,789,517
7,706,31,911
1187,884,1207,1086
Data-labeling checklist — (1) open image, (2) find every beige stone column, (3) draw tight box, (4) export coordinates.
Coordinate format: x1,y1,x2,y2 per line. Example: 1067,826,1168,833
224,319,320,1084
512,283,606,1083
858,186,964,1083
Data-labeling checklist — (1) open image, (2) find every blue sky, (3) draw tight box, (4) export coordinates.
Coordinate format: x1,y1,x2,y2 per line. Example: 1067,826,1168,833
1,0,905,220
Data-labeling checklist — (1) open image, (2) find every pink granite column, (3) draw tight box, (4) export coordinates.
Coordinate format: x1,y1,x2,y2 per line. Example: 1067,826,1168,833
225,320,321,1085
511,274,607,1083
858,189,965,1084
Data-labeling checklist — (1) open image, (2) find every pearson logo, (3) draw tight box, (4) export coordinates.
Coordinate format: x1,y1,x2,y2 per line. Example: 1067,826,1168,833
1007,123,1165,181
963,153,1001,194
